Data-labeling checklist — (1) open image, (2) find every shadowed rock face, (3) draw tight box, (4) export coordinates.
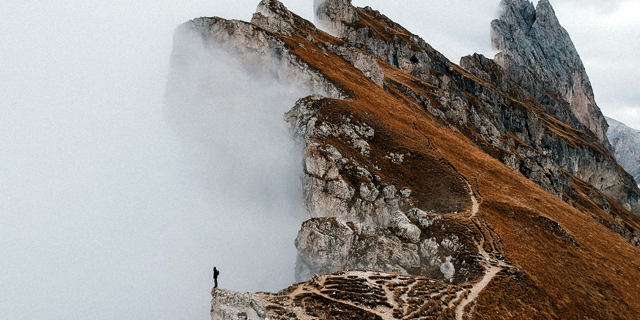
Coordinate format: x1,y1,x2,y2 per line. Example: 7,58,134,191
491,0,610,148
607,117,640,184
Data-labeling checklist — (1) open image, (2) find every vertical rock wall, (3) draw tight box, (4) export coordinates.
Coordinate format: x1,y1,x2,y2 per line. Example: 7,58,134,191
491,0,610,148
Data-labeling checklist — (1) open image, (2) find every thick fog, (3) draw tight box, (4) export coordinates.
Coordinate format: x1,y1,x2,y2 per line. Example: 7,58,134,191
1,1,314,319
1,0,638,320
164,24,315,291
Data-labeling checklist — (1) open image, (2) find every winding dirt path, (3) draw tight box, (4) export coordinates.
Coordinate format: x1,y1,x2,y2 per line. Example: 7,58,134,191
273,179,507,320
454,265,501,319
454,179,510,320
470,191,479,218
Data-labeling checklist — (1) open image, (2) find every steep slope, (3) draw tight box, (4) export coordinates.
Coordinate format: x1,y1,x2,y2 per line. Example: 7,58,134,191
607,116,640,185
314,0,640,219
166,1,640,319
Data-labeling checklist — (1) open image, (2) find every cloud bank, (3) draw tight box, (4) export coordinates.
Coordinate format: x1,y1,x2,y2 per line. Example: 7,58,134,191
165,23,314,292
1,1,313,319
1,1,638,319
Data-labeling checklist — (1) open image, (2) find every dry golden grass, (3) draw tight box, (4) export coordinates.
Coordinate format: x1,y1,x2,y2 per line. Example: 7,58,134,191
254,8,640,319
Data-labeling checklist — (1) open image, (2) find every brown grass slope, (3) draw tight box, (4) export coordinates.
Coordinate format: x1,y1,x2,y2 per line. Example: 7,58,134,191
268,9,640,319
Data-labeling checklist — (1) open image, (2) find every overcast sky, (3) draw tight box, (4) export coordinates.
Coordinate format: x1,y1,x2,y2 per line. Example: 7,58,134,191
1,1,638,319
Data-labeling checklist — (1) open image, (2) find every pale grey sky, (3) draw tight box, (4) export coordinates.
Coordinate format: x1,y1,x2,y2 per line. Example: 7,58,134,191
1,1,638,319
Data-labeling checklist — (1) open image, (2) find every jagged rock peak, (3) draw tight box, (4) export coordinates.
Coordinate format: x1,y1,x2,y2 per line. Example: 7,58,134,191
252,0,316,36
314,0,358,37
606,117,640,185
535,0,560,25
491,0,610,148
256,0,293,21
255,0,293,27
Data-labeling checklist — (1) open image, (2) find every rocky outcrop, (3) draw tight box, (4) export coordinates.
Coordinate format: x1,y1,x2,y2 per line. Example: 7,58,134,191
491,0,610,148
170,13,345,101
314,1,456,87
254,0,384,87
210,289,268,320
210,271,528,320
294,215,481,284
313,0,358,37
253,0,297,36
607,117,640,185
286,96,419,223
285,94,480,281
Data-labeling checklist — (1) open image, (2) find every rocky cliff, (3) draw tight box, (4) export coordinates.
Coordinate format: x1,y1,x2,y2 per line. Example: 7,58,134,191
491,0,610,148
607,117,640,185
166,0,640,319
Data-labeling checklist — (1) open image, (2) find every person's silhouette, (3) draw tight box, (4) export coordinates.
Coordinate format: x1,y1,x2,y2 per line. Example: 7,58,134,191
213,267,220,288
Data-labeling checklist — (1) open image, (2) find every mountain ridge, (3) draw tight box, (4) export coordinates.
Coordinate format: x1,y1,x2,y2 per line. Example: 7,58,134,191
165,0,640,318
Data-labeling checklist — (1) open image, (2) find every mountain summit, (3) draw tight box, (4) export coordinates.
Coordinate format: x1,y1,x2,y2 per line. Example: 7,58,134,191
491,0,610,147
167,0,640,318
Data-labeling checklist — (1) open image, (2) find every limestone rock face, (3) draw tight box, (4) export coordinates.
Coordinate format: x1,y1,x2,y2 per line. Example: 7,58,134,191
294,218,356,281
390,211,421,244
252,0,297,36
313,0,358,37
171,13,345,101
285,96,420,226
210,289,267,320
285,96,478,281
281,44,483,280
491,0,609,148
294,216,479,284
607,117,640,184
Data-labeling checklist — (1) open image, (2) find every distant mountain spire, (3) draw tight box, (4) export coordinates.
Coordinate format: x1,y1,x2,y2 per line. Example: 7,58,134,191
492,0,610,148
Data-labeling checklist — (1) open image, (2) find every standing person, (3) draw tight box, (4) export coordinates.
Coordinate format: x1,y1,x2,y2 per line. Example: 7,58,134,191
213,267,220,288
